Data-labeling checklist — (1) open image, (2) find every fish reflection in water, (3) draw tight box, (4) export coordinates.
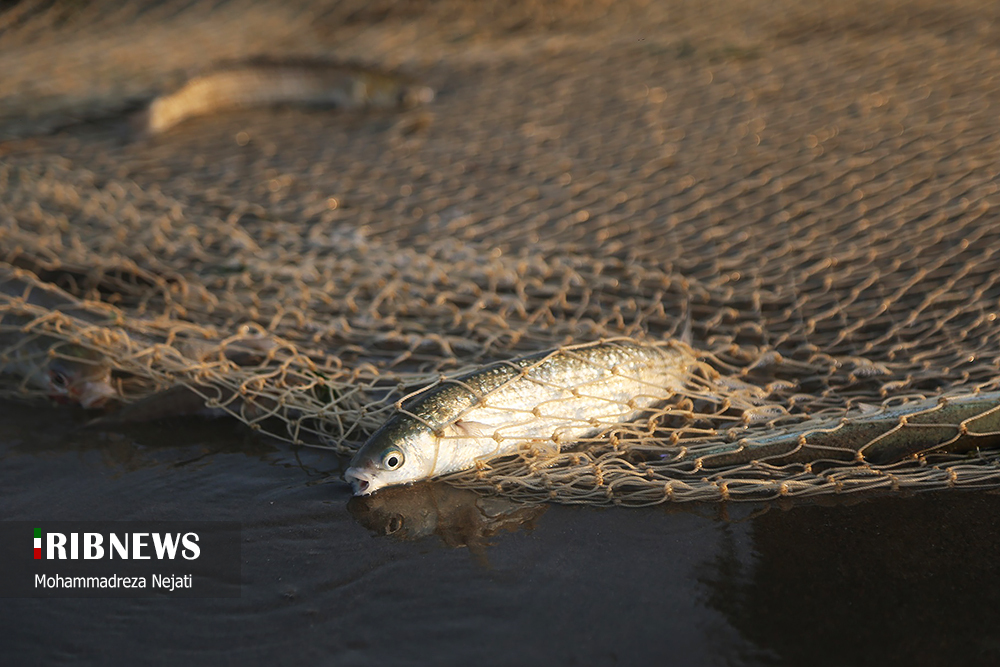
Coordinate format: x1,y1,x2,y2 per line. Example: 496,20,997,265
348,482,546,561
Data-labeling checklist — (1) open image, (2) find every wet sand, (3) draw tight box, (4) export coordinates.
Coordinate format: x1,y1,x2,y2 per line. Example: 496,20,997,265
3,399,999,665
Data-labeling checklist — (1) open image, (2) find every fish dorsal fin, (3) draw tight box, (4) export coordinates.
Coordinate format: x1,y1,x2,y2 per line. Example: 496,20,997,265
447,419,494,439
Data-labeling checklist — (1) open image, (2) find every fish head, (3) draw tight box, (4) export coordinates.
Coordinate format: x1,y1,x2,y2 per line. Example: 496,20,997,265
48,349,116,409
399,85,435,108
361,72,434,109
345,415,439,496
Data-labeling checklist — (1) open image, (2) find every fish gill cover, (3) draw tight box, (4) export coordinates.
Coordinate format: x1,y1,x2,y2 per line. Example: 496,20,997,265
2,0,1000,504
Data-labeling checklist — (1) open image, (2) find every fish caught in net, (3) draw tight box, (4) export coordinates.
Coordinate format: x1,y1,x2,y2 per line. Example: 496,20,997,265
142,57,435,135
3,0,1000,505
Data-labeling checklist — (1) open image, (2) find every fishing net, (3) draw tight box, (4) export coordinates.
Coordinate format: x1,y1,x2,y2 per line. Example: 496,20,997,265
3,0,1000,504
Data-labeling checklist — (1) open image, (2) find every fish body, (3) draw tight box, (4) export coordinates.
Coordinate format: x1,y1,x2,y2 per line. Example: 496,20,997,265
145,58,435,134
46,347,116,408
692,390,1000,468
0,264,118,407
345,340,694,495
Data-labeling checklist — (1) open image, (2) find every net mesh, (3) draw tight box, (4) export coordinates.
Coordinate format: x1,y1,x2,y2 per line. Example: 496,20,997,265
3,0,1000,504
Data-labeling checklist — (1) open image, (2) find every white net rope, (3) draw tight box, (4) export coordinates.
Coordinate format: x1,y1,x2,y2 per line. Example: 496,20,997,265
3,0,1000,504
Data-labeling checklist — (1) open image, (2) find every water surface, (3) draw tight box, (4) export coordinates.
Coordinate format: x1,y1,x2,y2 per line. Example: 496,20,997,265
2,400,998,666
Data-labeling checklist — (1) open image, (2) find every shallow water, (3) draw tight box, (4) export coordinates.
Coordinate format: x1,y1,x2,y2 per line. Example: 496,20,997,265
3,399,999,666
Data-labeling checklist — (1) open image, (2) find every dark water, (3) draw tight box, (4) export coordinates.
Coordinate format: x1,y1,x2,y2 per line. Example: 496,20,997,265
3,399,1000,666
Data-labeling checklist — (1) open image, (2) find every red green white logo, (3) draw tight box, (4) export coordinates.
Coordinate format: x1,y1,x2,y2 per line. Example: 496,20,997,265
34,528,41,559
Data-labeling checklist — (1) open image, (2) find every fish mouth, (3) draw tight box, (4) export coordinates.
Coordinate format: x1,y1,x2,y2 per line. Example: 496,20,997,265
402,85,435,107
76,381,118,409
50,379,118,409
344,467,384,496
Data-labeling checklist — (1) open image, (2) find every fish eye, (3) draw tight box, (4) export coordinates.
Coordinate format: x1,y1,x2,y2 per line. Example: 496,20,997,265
50,370,68,388
381,449,404,470
385,515,404,535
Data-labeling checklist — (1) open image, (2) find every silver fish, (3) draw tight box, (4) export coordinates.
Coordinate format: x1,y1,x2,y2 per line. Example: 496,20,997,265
0,336,116,408
345,339,695,495
44,346,116,408
144,58,435,134
1,264,118,408
690,390,1000,468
